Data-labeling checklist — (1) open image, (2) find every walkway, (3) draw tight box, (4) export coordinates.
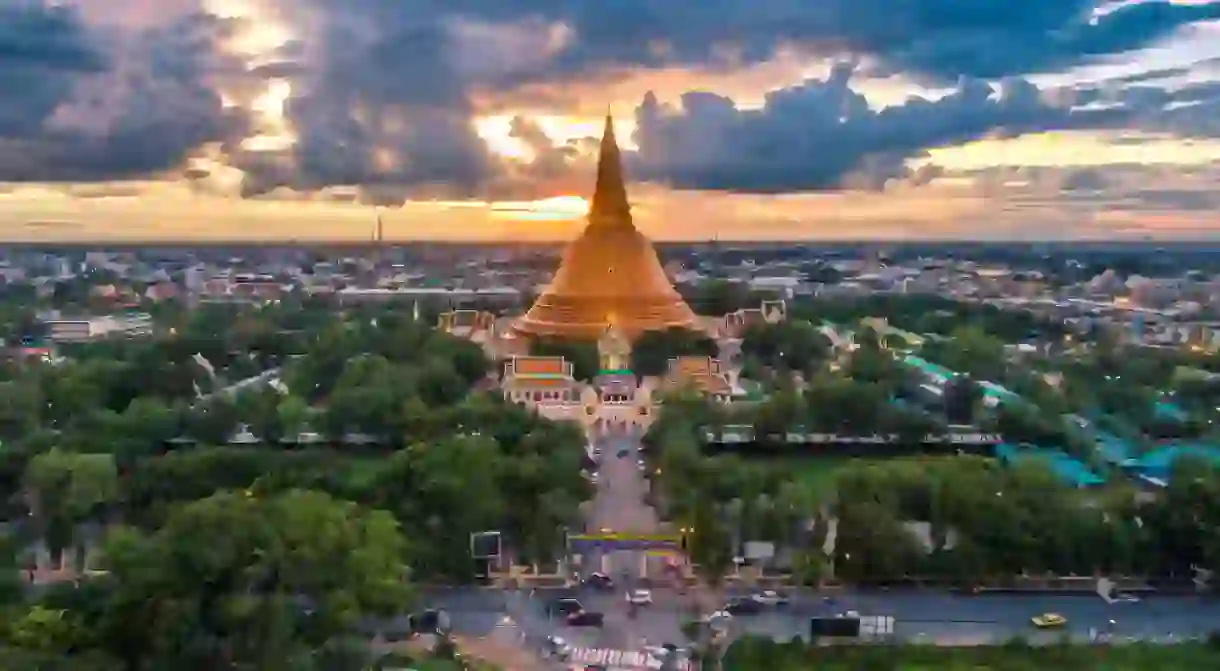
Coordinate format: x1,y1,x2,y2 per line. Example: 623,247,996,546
196,367,283,403
568,646,694,670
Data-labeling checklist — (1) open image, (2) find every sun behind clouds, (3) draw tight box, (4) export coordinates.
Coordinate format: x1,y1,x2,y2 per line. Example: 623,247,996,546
475,114,638,161
491,195,589,220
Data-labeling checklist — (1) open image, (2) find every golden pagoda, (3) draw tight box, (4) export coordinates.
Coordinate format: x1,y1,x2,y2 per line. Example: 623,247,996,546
513,114,698,341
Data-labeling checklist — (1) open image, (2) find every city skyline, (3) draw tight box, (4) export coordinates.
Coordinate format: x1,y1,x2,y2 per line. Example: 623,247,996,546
2,1,1220,241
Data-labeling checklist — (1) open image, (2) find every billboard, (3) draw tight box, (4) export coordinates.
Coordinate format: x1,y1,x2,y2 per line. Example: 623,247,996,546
567,533,682,553
809,616,894,639
810,617,860,638
470,531,502,559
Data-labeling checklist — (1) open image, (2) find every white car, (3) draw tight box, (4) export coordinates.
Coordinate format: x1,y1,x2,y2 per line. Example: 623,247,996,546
751,590,789,607
704,610,733,630
645,644,688,661
544,634,570,659
626,589,653,605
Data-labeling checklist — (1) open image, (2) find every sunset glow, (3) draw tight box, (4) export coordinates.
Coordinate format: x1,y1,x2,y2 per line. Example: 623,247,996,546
475,114,639,161
203,0,299,152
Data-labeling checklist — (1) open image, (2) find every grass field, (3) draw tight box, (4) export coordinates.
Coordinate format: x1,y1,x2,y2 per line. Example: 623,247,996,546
767,455,979,494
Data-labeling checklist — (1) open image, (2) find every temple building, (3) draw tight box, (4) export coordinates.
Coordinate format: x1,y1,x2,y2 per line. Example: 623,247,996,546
500,355,581,405
513,114,698,341
663,356,734,404
719,299,787,339
437,309,496,339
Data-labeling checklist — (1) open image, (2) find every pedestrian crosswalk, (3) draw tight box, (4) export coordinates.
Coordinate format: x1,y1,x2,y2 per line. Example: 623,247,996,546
566,646,693,670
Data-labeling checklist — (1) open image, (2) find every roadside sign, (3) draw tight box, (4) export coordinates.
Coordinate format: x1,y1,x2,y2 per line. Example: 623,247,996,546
470,530,502,559
568,533,681,553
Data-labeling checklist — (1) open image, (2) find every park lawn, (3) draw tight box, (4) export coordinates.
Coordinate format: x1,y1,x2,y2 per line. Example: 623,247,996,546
787,456,850,492
775,455,975,494
336,455,387,490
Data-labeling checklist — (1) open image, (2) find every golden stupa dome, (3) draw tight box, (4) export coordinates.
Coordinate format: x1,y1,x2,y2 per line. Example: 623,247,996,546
513,114,697,341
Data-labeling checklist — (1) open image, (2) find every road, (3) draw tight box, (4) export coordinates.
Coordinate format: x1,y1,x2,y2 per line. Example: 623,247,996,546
423,586,1220,645
577,428,670,651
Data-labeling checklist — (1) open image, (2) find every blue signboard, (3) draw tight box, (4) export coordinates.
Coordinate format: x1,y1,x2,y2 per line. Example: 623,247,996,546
568,534,681,553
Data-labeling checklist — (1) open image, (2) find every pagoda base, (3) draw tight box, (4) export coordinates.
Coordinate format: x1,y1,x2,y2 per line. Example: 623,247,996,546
513,293,698,341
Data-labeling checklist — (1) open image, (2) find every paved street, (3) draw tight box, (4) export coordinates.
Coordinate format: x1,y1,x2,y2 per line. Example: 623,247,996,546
425,586,1220,645
576,427,671,652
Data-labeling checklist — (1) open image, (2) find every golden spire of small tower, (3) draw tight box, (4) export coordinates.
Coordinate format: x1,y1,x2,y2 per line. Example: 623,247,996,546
588,111,632,226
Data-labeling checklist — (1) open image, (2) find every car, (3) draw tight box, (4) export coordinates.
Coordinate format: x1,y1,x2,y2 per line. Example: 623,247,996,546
543,635,571,659
549,598,584,616
703,610,733,630
590,472,600,484
1032,613,1067,628
645,643,686,661
724,598,763,615
616,449,629,458
626,589,653,605
584,572,614,590
408,608,450,634
567,611,605,627
751,590,789,607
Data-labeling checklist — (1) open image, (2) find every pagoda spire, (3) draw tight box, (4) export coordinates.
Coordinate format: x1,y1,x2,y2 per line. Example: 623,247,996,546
588,111,632,226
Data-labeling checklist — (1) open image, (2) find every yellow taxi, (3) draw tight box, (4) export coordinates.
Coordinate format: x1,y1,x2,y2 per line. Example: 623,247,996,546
1031,613,1067,628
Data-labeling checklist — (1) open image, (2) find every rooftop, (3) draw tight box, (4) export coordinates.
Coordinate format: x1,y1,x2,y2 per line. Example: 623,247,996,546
995,443,1105,488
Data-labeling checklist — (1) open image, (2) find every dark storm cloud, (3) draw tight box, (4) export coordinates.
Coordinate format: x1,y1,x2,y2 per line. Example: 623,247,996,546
2,0,1218,195
248,0,1220,197
335,0,1220,85
0,3,105,138
233,9,496,197
627,64,1133,192
0,4,244,182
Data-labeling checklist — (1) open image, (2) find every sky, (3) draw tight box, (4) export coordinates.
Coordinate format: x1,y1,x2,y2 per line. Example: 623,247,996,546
2,0,1220,242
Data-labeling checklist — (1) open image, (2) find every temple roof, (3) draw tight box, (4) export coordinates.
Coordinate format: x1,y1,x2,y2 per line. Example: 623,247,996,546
507,356,570,377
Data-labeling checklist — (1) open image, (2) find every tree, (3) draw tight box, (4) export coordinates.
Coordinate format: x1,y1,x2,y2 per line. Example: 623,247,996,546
0,534,22,609
752,389,803,439
684,484,734,615
24,450,118,559
530,338,600,380
5,605,83,653
94,490,412,669
235,386,286,445
77,398,181,466
182,396,240,445
417,359,467,406
371,438,506,580
685,280,753,316
803,374,887,434
740,320,830,375
0,379,40,442
942,375,983,425
277,395,311,440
